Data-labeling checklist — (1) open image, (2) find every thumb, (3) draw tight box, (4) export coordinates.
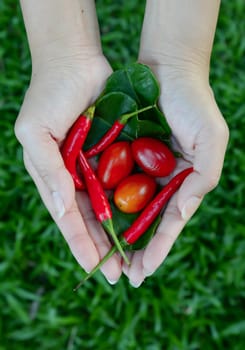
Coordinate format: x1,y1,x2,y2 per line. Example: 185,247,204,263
177,170,204,221
15,119,75,220
177,104,229,221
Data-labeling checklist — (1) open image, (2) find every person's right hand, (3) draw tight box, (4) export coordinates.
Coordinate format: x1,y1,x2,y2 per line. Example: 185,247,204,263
15,0,124,284
15,52,123,284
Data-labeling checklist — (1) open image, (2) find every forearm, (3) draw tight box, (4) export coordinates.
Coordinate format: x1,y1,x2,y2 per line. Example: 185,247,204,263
139,0,221,74
20,0,101,63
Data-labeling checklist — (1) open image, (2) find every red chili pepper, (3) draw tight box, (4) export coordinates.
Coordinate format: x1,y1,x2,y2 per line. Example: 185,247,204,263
122,167,193,244
61,106,95,190
74,167,193,289
78,151,130,265
85,104,154,158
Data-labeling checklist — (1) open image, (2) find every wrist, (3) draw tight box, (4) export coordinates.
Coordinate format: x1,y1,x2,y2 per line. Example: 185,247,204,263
139,63,213,121
31,41,103,73
20,0,102,66
139,0,220,76
138,45,210,83
138,59,210,98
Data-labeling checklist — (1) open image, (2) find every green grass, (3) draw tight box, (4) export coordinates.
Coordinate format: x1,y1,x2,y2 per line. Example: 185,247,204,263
0,0,245,349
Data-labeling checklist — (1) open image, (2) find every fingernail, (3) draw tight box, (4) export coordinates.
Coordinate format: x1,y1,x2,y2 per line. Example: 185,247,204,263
130,280,143,288
143,268,154,277
181,196,201,221
52,191,65,219
107,279,118,285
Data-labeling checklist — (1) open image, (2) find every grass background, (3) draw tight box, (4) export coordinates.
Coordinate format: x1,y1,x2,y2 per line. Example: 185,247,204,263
0,0,244,349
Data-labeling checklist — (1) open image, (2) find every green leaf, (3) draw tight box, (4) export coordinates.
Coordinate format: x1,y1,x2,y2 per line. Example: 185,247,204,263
84,64,172,151
103,63,159,105
136,119,167,139
151,106,172,135
84,91,138,149
102,63,171,134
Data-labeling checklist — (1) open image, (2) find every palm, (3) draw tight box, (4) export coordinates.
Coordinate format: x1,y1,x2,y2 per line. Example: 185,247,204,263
122,72,229,287
26,57,112,140
16,55,123,283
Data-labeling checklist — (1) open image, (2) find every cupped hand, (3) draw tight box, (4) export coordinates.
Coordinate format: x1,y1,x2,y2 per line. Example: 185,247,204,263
123,66,229,287
15,54,122,284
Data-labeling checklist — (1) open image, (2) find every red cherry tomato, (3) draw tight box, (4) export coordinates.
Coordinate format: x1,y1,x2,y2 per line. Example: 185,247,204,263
97,141,134,190
114,173,157,213
131,137,176,177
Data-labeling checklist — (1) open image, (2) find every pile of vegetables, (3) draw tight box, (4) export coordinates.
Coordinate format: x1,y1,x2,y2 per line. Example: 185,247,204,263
61,63,193,288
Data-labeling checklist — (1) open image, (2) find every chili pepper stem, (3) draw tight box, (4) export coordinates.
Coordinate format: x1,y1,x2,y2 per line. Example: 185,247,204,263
84,105,95,120
120,104,156,124
73,246,118,291
102,219,130,266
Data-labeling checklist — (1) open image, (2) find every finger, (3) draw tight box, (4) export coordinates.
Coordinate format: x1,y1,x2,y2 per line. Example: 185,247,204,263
17,125,75,219
142,192,187,277
178,115,229,220
23,152,100,273
125,250,145,288
122,251,133,276
166,90,229,220
14,83,90,219
76,192,122,284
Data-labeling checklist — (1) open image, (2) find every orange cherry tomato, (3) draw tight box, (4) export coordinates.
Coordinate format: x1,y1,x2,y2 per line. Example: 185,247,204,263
114,173,157,213
97,141,134,190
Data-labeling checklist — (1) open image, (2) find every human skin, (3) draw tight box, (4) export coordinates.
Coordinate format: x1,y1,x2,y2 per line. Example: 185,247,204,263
15,0,229,287
15,0,122,283
122,0,229,287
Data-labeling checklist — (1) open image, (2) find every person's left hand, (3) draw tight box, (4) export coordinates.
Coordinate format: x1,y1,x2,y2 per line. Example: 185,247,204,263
122,65,229,287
